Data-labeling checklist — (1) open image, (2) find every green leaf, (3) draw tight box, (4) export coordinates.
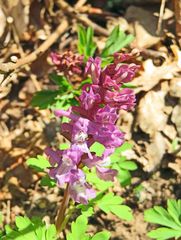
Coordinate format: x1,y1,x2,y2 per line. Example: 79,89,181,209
145,200,181,239
171,138,179,152
101,57,114,67
133,184,144,199
101,26,134,57
0,212,3,225
86,169,113,191
147,227,181,240
114,142,133,154
77,25,96,59
110,205,133,221
167,200,181,227
96,193,132,221
40,175,56,188
78,78,92,89
81,206,94,217
31,90,59,109
90,142,105,157
49,73,72,92
91,231,111,240
26,155,50,172
97,193,123,213
15,216,32,230
46,224,57,240
59,143,70,150
4,216,57,240
66,215,89,240
119,161,137,171
110,143,136,187
144,207,181,230
112,163,131,187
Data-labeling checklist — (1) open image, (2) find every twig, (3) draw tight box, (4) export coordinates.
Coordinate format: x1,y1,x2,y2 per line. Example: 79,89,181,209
75,0,87,9
0,19,68,73
156,0,166,35
56,0,109,37
173,0,181,47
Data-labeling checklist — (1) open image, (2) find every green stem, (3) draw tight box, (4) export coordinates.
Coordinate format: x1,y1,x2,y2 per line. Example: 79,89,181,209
56,184,70,235
60,203,75,233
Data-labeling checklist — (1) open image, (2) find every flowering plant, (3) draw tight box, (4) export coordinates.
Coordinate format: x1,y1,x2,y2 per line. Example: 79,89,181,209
40,26,139,236
2,25,179,240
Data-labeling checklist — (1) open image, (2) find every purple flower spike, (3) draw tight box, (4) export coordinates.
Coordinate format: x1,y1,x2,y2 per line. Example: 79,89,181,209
46,53,139,204
85,57,101,84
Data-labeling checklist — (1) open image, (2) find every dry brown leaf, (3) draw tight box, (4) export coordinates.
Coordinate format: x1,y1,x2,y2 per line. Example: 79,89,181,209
144,132,166,172
132,60,180,93
125,6,160,48
171,101,181,137
137,90,167,136
169,78,181,98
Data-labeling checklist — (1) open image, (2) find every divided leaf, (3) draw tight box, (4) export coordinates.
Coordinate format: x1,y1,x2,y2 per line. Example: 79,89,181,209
91,231,111,240
86,169,113,191
49,74,72,93
110,143,137,187
97,193,133,221
90,142,105,157
66,215,89,240
3,216,56,240
40,175,56,188
26,155,50,172
144,199,181,240
31,90,59,109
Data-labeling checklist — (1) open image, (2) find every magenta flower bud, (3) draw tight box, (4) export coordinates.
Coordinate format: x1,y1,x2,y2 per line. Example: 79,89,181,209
50,51,84,77
85,57,101,84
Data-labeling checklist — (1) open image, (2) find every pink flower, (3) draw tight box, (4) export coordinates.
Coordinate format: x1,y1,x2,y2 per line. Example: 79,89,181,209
79,86,101,110
104,88,136,110
83,149,117,181
69,170,96,204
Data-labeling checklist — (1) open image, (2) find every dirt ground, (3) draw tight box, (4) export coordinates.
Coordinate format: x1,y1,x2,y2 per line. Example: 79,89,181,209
0,0,181,239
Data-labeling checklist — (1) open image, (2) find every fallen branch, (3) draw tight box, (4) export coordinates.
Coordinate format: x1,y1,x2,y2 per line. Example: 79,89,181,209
56,0,109,37
156,0,166,35
0,19,68,73
174,0,181,47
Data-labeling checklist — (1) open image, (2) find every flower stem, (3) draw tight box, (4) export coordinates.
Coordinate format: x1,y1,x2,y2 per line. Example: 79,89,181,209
60,203,75,233
56,184,70,235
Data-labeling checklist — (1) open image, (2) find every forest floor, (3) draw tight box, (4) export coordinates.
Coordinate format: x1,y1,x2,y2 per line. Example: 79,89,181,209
0,1,181,239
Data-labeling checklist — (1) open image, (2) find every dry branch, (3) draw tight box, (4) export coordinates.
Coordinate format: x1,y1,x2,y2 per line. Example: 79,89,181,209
0,19,68,73
56,0,109,37
174,0,181,47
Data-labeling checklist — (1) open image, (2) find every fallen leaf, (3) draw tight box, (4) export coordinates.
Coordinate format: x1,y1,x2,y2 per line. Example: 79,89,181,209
137,90,167,136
